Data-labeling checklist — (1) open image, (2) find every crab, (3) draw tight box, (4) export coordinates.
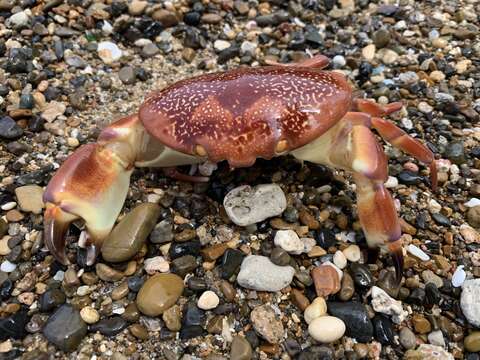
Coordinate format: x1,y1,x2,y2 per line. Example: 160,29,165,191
43,55,438,282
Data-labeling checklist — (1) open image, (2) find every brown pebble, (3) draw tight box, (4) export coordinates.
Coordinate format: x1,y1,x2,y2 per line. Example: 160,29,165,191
290,288,310,311
122,303,140,323
220,280,236,302
81,272,98,286
412,315,431,334
201,243,229,261
339,272,354,301
111,281,129,301
174,228,196,242
6,210,24,222
207,315,224,334
299,209,320,230
64,268,80,287
311,265,340,297
162,304,182,331
129,324,149,340
259,344,280,355
96,263,124,282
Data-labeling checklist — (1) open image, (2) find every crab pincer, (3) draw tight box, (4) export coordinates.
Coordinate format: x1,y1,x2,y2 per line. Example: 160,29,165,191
42,55,440,284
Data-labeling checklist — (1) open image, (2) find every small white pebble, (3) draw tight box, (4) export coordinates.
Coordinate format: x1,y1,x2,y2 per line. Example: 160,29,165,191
197,290,219,310
333,251,347,269
407,244,430,261
144,256,169,274
452,266,466,287
304,297,327,324
465,198,480,208
0,260,17,273
342,245,361,262
1,202,16,211
385,176,399,188
53,270,65,281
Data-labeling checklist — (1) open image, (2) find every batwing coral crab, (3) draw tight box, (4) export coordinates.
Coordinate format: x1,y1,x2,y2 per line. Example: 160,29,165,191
43,55,437,282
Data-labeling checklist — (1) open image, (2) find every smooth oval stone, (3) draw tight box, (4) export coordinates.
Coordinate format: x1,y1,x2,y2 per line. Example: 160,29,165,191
327,302,373,342
465,332,480,353
223,184,287,226
350,263,373,288
136,273,184,316
339,272,354,301
399,327,417,350
101,203,160,262
221,249,245,279
42,304,87,351
237,255,295,292
308,316,345,343
373,314,395,345
231,335,253,360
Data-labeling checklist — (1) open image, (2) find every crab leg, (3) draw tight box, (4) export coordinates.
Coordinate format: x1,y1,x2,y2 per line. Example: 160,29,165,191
43,116,140,265
353,98,403,116
291,112,404,283
371,117,437,191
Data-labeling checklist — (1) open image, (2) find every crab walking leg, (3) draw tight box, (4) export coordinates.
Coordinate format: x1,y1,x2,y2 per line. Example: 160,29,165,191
291,112,404,282
353,98,403,117
371,117,437,191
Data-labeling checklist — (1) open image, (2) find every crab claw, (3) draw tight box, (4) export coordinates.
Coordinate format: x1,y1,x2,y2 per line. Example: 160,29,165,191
43,141,134,265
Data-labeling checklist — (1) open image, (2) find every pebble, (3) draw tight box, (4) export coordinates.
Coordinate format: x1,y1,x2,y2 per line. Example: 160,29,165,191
129,324,149,340
465,332,480,353
0,261,16,273
162,305,182,331
101,203,160,262
452,265,466,287
41,101,66,122
308,316,345,343
0,116,23,139
274,230,303,254
270,247,291,266
230,335,252,360
14,185,44,214
339,272,355,301
422,270,444,288
0,310,28,340
250,304,284,344
373,314,395,345
39,289,66,312
333,251,347,269
96,263,124,282
197,291,220,310
413,314,431,334
342,245,361,262
328,302,373,342
461,279,480,327
399,327,417,350
119,66,137,85
311,264,340,297
407,244,430,261
136,273,184,316
304,297,327,324
223,184,287,226
97,41,122,63
42,305,87,351
150,219,174,244
80,306,100,324
350,263,373,288
236,255,294,292
371,286,407,323
405,344,453,360
144,256,169,274
428,330,445,348
90,316,128,337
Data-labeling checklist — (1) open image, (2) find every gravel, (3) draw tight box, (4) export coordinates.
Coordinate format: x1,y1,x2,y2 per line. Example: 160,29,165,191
0,0,478,358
